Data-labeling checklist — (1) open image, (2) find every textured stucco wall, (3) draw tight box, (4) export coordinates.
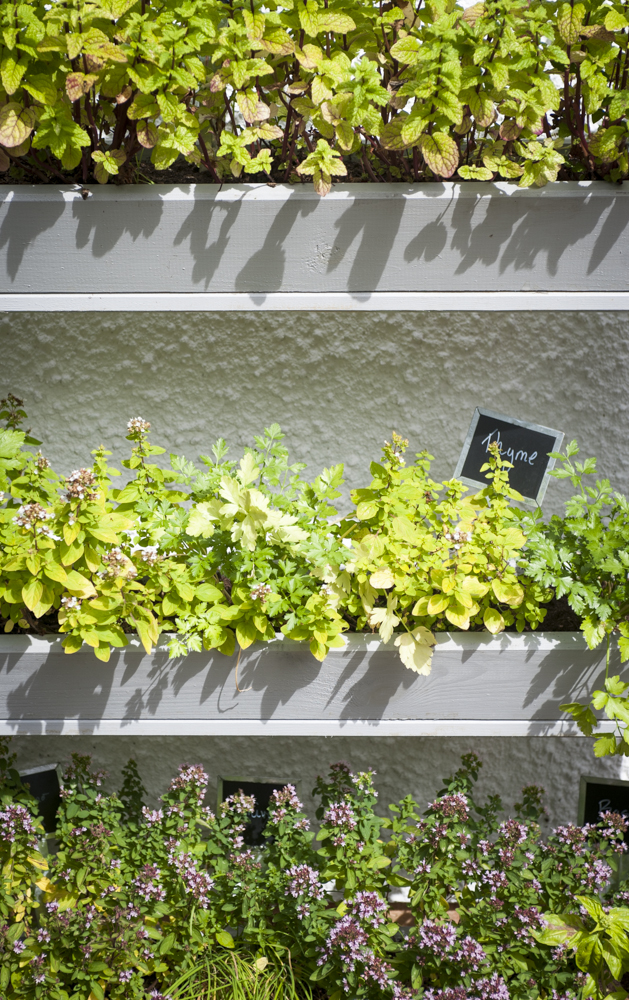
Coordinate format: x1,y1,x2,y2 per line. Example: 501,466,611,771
1,309,628,515
2,308,628,815
9,734,629,830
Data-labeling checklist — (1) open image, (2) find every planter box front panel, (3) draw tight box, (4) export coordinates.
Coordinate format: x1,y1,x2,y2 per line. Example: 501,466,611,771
0,633,612,735
1,183,627,295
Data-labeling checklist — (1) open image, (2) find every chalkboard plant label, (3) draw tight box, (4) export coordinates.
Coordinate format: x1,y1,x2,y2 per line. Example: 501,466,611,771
19,763,62,834
579,775,629,840
217,776,297,846
454,408,564,506
579,775,629,881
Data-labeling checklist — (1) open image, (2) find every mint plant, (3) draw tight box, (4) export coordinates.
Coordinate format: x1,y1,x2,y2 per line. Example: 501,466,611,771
1,0,629,189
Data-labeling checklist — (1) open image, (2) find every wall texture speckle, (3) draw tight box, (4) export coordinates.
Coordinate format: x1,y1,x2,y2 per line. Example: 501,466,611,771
9,734,629,829
1,310,628,515
2,307,626,816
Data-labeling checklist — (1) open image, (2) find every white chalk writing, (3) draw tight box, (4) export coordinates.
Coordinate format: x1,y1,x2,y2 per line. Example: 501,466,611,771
481,429,537,466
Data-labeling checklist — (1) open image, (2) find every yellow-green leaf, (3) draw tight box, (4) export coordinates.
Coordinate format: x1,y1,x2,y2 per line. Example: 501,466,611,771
370,567,395,590
216,930,235,949
558,2,585,44
483,606,504,634
491,578,524,607
0,103,36,147
444,601,470,630
22,577,43,612
605,9,628,30
427,593,450,615
392,515,421,545
236,618,258,650
65,570,97,598
418,132,459,178
394,626,435,675
44,560,68,584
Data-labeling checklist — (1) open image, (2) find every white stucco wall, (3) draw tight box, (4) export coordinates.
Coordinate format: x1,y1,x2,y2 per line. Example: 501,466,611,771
8,734,629,830
3,307,628,820
1,309,628,515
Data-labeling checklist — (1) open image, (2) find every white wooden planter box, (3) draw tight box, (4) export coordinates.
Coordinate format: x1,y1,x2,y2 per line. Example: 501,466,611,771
1,182,628,310
0,632,615,737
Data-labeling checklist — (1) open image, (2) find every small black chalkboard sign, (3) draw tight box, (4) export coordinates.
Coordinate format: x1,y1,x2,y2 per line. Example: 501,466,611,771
20,764,62,834
217,776,297,846
453,408,564,506
579,775,629,844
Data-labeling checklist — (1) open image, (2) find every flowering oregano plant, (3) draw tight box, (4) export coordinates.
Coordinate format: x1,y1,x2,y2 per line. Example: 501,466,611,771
2,741,629,999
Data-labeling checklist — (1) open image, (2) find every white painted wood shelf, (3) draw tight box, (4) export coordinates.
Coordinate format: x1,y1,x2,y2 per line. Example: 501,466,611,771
0,632,615,737
1,182,628,306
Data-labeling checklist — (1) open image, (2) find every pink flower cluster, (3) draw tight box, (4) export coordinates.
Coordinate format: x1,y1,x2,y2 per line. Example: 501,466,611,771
132,864,166,902
481,869,509,892
221,789,256,816
456,936,487,971
351,770,378,796
554,824,589,854
424,974,509,1000
348,891,388,926
428,793,469,822
598,810,628,845
271,784,303,811
323,801,357,833
286,864,324,900
319,910,398,991
0,803,37,845
168,847,214,906
169,763,209,803
142,807,164,826
511,905,545,940
578,858,612,891
269,784,309,826
418,919,457,958
228,849,261,873
497,819,528,845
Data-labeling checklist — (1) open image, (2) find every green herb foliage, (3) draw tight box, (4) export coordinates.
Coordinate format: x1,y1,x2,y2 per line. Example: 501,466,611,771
0,400,556,674
522,441,629,758
331,433,549,673
2,739,629,999
1,0,629,188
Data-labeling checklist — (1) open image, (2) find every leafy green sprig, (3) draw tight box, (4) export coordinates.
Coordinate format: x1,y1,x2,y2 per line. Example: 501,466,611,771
522,441,629,757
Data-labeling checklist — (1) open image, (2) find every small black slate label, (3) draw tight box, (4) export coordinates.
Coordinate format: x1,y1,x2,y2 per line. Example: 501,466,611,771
580,776,629,845
454,408,564,505
20,764,61,834
218,777,295,845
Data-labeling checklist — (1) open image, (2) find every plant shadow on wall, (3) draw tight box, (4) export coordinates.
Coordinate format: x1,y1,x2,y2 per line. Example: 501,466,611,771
444,189,628,279
174,196,244,290
4,397,629,756
2,184,628,291
522,641,613,736
71,191,164,259
0,196,66,281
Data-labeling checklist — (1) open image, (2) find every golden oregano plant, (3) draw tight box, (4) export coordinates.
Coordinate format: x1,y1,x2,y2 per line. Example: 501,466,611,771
326,434,550,673
1,0,629,188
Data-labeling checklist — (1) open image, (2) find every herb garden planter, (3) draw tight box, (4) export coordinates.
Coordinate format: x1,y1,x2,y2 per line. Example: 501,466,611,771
0,631,616,737
1,182,629,307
